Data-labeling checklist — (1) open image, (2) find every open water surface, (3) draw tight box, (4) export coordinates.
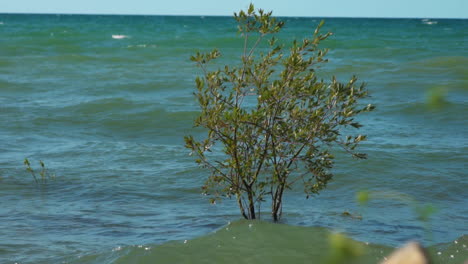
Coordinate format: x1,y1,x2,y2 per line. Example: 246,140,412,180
0,14,467,263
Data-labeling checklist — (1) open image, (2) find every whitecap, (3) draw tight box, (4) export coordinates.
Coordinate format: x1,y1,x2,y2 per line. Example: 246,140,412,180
422,19,438,25
0,22,4,25
112,246,122,251
112,35,129,39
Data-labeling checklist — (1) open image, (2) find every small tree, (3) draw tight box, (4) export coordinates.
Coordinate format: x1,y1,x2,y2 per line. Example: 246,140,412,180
185,4,374,221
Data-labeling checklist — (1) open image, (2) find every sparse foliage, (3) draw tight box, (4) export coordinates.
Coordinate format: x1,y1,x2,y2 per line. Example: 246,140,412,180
185,4,374,221
24,158,56,184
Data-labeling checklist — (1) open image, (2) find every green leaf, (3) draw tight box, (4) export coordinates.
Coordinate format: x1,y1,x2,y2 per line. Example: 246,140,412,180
416,204,437,222
356,191,370,205
350,122,362,129
248,3,254,14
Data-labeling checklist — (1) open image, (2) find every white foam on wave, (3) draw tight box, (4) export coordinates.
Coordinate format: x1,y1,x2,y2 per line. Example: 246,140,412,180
422,19,438,25
0,22,4,25
112,35,129,39
127,44,157,48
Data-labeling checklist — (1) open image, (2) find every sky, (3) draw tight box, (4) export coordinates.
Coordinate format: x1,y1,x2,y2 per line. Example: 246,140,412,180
2,0,467,19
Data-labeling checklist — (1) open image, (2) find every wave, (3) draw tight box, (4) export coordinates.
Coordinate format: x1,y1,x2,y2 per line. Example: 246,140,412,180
421,19,438,25
47,53,97,63
127,44,158,49
412,56,468,68
98,108,198,133
379,99,468,124
31,98,199,139
62,102,197,124
68,220,467,264
61,97,147,115
0,80,31,92
404,56,468,81
112,35,129,39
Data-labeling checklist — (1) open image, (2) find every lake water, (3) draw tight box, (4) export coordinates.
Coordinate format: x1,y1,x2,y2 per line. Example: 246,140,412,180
0,14,467,263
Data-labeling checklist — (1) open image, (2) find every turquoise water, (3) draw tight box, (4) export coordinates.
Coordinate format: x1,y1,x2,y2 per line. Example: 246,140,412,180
0,14,467,263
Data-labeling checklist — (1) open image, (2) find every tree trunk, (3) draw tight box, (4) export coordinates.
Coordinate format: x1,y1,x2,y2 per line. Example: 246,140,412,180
272,200,281,222
247,190,256,219
236,194,248,219
272,184,285,222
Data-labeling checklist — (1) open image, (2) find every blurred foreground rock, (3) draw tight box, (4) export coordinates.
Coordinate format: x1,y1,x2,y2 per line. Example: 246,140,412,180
381,242,429,264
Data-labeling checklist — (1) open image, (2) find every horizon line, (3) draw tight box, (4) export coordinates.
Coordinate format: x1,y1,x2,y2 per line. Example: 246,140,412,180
1,12,467,20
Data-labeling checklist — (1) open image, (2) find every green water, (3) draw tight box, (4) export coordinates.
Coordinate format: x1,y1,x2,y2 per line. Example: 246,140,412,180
0,14,467,263
73,221,466,264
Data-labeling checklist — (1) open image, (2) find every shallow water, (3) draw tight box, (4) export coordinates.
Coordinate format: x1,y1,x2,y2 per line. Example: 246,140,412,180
0,14,467,263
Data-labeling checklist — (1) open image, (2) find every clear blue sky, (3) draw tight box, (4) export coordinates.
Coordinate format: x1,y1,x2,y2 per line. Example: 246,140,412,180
2,0,467,18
